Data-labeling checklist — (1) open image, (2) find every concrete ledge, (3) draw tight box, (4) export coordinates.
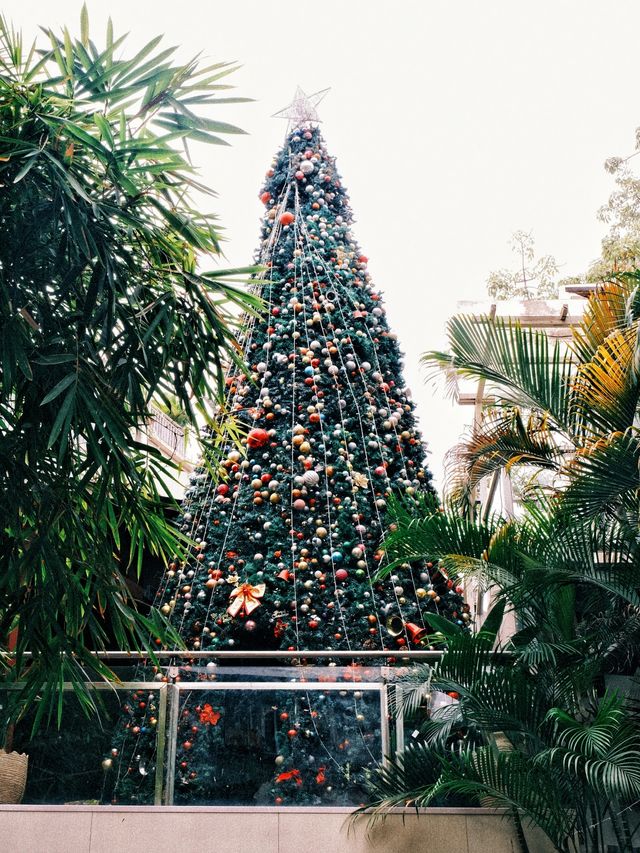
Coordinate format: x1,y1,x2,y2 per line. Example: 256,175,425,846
0,805,555,853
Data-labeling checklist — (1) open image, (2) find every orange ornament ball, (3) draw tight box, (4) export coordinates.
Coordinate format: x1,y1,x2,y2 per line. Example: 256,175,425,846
280,211,295,226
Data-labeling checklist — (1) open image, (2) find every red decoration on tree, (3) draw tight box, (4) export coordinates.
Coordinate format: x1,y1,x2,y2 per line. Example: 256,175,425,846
198,704,221,726
247,428,269,448
276,768,302,787
280,211,295,226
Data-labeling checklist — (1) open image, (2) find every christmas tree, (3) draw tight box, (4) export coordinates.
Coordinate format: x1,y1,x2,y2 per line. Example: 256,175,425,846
106,90,466,806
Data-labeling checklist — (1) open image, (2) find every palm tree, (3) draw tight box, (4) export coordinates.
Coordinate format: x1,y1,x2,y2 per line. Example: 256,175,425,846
364,608,640,852
428,276,640,520
363,278,640,850
0,9,261,729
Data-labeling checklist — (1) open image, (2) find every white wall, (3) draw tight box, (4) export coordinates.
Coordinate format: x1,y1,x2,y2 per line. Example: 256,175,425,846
0,805,556,853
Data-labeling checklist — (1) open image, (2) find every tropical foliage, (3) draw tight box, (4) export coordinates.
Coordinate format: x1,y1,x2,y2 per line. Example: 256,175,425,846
366,612,640,852
0,9,261,729
366,278,640,851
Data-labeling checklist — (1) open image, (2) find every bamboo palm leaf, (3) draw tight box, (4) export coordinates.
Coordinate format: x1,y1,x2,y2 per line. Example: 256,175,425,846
364,745,578,851
539,693,640,802
0,9,258,725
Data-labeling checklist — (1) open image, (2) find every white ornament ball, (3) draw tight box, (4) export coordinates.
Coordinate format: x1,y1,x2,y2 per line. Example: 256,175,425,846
302,470,320,487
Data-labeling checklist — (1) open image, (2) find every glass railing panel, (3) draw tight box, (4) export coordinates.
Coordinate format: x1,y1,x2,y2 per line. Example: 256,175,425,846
1,684,165,806
166,682,385,806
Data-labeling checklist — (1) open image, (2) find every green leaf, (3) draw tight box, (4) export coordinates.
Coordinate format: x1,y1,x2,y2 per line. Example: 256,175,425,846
93,113,113,146
477,599,506,643
12,155,37,183
47,385,76,448
80,4,89,48
40,373,76,405
34,353,76,365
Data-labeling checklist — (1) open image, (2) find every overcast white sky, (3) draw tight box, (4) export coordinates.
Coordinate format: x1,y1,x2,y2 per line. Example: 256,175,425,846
10,0,639,488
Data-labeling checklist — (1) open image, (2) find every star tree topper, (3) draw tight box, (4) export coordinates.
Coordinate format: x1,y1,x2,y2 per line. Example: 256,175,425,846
273,86,330,128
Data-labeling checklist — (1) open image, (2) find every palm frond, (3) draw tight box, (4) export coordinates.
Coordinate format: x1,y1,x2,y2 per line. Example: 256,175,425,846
572,279,635,363
540,692,640,802
423,314,577,435
572,327,640,435
445,408,563,506
560,430,640,518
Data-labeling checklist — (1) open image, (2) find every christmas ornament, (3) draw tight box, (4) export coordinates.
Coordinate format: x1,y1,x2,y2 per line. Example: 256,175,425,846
227,582,266,617
247,428,270,449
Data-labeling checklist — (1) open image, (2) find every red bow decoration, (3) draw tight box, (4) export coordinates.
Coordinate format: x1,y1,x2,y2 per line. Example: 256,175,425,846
276,769,302,787
315,766,326,785
227,582,266,617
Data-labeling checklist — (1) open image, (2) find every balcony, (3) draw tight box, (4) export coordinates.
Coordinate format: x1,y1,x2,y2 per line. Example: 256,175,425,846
136,407,200,498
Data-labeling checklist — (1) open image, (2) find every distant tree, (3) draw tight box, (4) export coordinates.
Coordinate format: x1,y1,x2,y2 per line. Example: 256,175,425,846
581,140,640,281
486,231,559,300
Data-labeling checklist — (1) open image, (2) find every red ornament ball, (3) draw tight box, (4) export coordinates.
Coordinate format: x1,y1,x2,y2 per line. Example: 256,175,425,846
280,211,295,226
247,428,270,449
335,568,348,582
260,192,271,204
